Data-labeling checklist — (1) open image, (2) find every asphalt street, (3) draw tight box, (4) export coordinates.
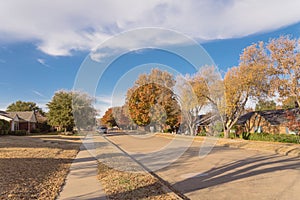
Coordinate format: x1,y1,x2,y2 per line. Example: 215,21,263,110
105,132,300,200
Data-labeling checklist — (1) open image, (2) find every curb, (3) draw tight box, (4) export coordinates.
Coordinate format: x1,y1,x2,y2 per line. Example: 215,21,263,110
103,135,185,200
154,133,300,157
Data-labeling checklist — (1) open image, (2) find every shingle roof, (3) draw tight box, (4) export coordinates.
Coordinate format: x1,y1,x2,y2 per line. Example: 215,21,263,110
236,112,255,125
0,111,15,119
0,111,7,115
6,111,36,122
35,112,47,123
237,108,299,126
197,113,221,126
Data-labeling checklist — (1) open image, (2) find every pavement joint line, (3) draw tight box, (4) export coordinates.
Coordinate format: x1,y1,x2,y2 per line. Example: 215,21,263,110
102,134,187,200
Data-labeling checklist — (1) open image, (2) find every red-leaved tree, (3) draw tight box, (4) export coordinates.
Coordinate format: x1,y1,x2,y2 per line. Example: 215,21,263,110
286,111,300,134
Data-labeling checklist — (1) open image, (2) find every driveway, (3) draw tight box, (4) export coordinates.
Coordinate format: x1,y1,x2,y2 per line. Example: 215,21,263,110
105,132,300,200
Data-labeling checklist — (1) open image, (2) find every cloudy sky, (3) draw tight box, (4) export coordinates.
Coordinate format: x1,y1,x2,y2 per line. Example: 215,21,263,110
1,0,300,115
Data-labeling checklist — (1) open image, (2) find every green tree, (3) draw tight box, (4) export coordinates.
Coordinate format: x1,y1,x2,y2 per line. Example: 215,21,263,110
0,119,10,131
6,100,43,114
47,90,74,132
72,92,97,131
255,99,277,111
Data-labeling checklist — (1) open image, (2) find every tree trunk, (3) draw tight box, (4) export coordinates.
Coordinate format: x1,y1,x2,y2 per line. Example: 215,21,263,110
224,129,230,138
187,123,195,136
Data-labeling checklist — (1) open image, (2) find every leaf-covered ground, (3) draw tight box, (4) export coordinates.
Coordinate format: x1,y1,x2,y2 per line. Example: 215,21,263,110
98,162,179,200
0,135,82,200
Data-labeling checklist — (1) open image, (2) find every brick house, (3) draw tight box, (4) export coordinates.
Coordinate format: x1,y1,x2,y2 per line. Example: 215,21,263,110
236,109,299,134
0,111,19,131
0,111,37,132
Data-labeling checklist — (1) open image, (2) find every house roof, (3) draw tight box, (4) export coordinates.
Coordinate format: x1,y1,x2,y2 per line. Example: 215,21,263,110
0,111,14,119
0,110,7,115
35,112,47,123
6,111,37,123
197,113,221,126
237,108,299,126
236,112,255,125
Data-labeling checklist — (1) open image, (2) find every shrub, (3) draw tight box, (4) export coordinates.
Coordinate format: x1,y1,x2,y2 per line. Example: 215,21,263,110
218,132,238,139
248,132,299,144
30,128,41,133
0,130,9,135
9,130,27,136
241,132,251,140
163,128,172,133
197,131,207,136
0,119,10,131
37,122,52,133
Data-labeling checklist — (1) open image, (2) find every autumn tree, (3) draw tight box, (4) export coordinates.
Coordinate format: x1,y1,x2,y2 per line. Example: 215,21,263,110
101,107,117,127
255,99,277,111
223,42,269,138
282,96,299,109
286,110,300,134
111,106,131,129
176,66,225,136
47,90,74,132
175,74,207,135
192,66,225,135
6,100,43,114
267,36,300,107
126,69,180,131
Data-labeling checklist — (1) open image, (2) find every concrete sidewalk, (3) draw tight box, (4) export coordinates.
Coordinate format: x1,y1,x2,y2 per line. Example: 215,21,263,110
57,136,106,200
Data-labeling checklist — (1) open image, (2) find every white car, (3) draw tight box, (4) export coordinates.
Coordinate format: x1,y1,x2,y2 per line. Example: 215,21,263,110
98,126,108,134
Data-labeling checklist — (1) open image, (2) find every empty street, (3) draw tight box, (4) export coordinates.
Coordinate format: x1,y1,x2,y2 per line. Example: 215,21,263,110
103,132,300,200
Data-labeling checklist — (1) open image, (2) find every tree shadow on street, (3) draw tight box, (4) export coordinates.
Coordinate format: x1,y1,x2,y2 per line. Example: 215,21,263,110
172,155,300,194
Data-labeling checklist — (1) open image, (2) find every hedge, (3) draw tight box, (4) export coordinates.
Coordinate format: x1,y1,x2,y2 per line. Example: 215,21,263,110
0,130,27,136
242,132,299,144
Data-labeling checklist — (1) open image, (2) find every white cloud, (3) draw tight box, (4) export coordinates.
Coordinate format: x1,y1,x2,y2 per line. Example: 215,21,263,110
36,58,51,68
0,0,300,56
32,90,47,98
37,58,45,65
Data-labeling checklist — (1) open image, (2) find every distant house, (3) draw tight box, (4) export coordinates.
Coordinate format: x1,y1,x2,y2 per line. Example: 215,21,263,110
236,109,299,134
0,111,37,132
0,111,19,131
196,113,222,134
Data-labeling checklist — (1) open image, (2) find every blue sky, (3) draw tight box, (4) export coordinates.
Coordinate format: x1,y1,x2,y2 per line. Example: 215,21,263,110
1,1,300,116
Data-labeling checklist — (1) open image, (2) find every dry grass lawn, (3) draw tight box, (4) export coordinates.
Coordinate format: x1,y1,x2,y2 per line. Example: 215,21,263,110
98,162,179,200
0,135,82,200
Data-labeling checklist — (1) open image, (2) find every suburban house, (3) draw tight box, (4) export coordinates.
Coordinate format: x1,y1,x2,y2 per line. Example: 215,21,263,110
0,111,37,132
0,111,19,131
196,113,222,134
236,108,299,134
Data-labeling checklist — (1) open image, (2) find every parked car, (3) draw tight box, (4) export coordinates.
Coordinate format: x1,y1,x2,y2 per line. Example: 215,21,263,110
98,126,108,134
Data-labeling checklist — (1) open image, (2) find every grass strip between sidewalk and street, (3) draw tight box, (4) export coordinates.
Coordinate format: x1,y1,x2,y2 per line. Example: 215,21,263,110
97,161,180,200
